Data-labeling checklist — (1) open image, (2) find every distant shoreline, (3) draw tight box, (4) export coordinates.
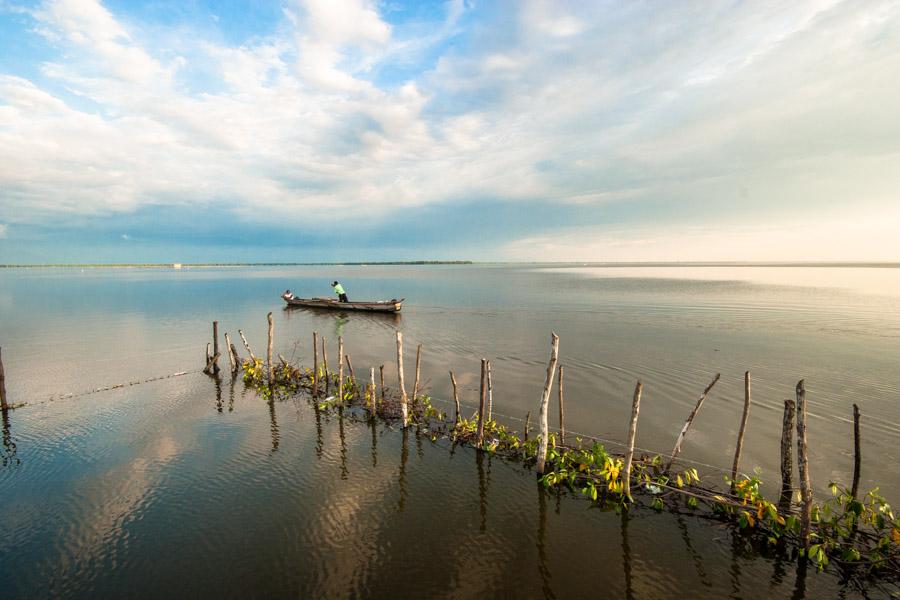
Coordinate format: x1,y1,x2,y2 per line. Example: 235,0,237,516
0,261,898,269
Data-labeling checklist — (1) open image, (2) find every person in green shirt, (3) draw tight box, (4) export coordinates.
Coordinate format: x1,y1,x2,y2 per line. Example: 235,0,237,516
332,281,348,302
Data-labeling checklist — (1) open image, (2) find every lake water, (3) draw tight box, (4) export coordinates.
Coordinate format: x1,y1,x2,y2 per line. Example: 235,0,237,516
1,264,899,598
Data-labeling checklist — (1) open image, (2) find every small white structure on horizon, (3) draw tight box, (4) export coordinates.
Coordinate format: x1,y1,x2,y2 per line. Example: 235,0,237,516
172,263,182,269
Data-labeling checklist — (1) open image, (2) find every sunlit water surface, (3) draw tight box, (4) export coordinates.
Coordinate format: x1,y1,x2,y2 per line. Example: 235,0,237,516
1,264,899,598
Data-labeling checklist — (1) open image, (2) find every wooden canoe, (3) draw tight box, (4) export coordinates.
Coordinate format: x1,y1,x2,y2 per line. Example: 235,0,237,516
282,292,404,313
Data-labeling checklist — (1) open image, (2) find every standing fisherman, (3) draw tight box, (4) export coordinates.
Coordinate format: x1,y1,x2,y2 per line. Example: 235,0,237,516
332,281,349,303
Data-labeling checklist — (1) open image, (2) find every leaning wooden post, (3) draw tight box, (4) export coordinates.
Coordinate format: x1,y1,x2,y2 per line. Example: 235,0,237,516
449,371,461,426
730,370,752,491
321,336,329,394
212,321,221,375
337,336,344,402
379,365,385,405
312,332,319,398
0,347,8,411
224,333,237,374
238,330,256,362
558,365,565,445
796,380,813,550
476,359,487,447
665,373,721,472
396,332,408,427
524,411,531,441
778,399,796,507
486,360,494,422
266,312,274,387
851,403,861,500
345,354,358,400
623,380,643,502
535,333,561,476
412,344,422,407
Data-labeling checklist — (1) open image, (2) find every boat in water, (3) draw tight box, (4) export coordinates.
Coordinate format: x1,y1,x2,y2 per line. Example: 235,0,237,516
281,291,404,313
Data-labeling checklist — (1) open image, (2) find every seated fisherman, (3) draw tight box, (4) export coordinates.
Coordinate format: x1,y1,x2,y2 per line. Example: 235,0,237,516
332,281,348,302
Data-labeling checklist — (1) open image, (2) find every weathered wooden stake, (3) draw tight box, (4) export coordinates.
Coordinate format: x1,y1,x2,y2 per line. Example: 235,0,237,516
623,380,643,501
338,336,345,402
557,365,565,445
203,343,220,375
524,411,531,441
266,312,274,387
224,333,237,374
212,321,221,375
379,364,385,405
536,332,561,475
779,399,796,508
665,373,721,472
412,343,422,407
449,371,461,425
312,332,319,398
796,380,813,550
476,359,487,447
396,332,408,427
345,354,358,400
370,367,376,414
731,370,752,490
851,403,861,500
238,329,256,362
486,360,493,422
0,346,8,411
321,336,329,394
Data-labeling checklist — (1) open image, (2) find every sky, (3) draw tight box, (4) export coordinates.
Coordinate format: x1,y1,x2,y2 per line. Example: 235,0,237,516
0,0,899,263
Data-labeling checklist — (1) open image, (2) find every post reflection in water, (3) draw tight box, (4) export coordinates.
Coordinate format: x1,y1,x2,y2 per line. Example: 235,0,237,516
369,418,377,468
214,376,223,413
476,450,486,532
792,559,808,600
337,406,348,480
268,398,280,454
621,508,634,600
314,401,324,460
228,378,235,413
397,427,408,514
1,409,18,467
536,482,555,599
675,513,711,588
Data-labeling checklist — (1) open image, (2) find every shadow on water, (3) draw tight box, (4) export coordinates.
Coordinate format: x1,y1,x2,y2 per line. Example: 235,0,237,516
536,482,556,599
621,508,633,600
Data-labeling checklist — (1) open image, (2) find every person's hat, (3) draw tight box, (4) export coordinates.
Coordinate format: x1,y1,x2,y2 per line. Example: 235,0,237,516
332,281,338,286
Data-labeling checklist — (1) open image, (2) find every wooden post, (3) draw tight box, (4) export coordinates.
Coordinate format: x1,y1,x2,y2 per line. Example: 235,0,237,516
312,332,319,398
266,312,274,387
730,370,752,490
345,354,358,400
449,371,461,425
238,330,256,362
203,343,220,375
321,336,329,394
796,380,813,550
557,365,565,445
476,359,487,447
778,399,796,508
370,367,376,414
212,321,221,375
230,342,240,371
486,360,494,422
536,332,561,475
623,380,643,501
337,336,344,401
851,403,861,500
524,411,531,441
224,333,237,374
0,346,8,411
412,344,422,407
379,364,385,405
665,373,721,472
396,332,408,427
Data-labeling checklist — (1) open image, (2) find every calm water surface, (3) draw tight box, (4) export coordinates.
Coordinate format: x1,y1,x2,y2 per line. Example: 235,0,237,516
1,264,899,598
